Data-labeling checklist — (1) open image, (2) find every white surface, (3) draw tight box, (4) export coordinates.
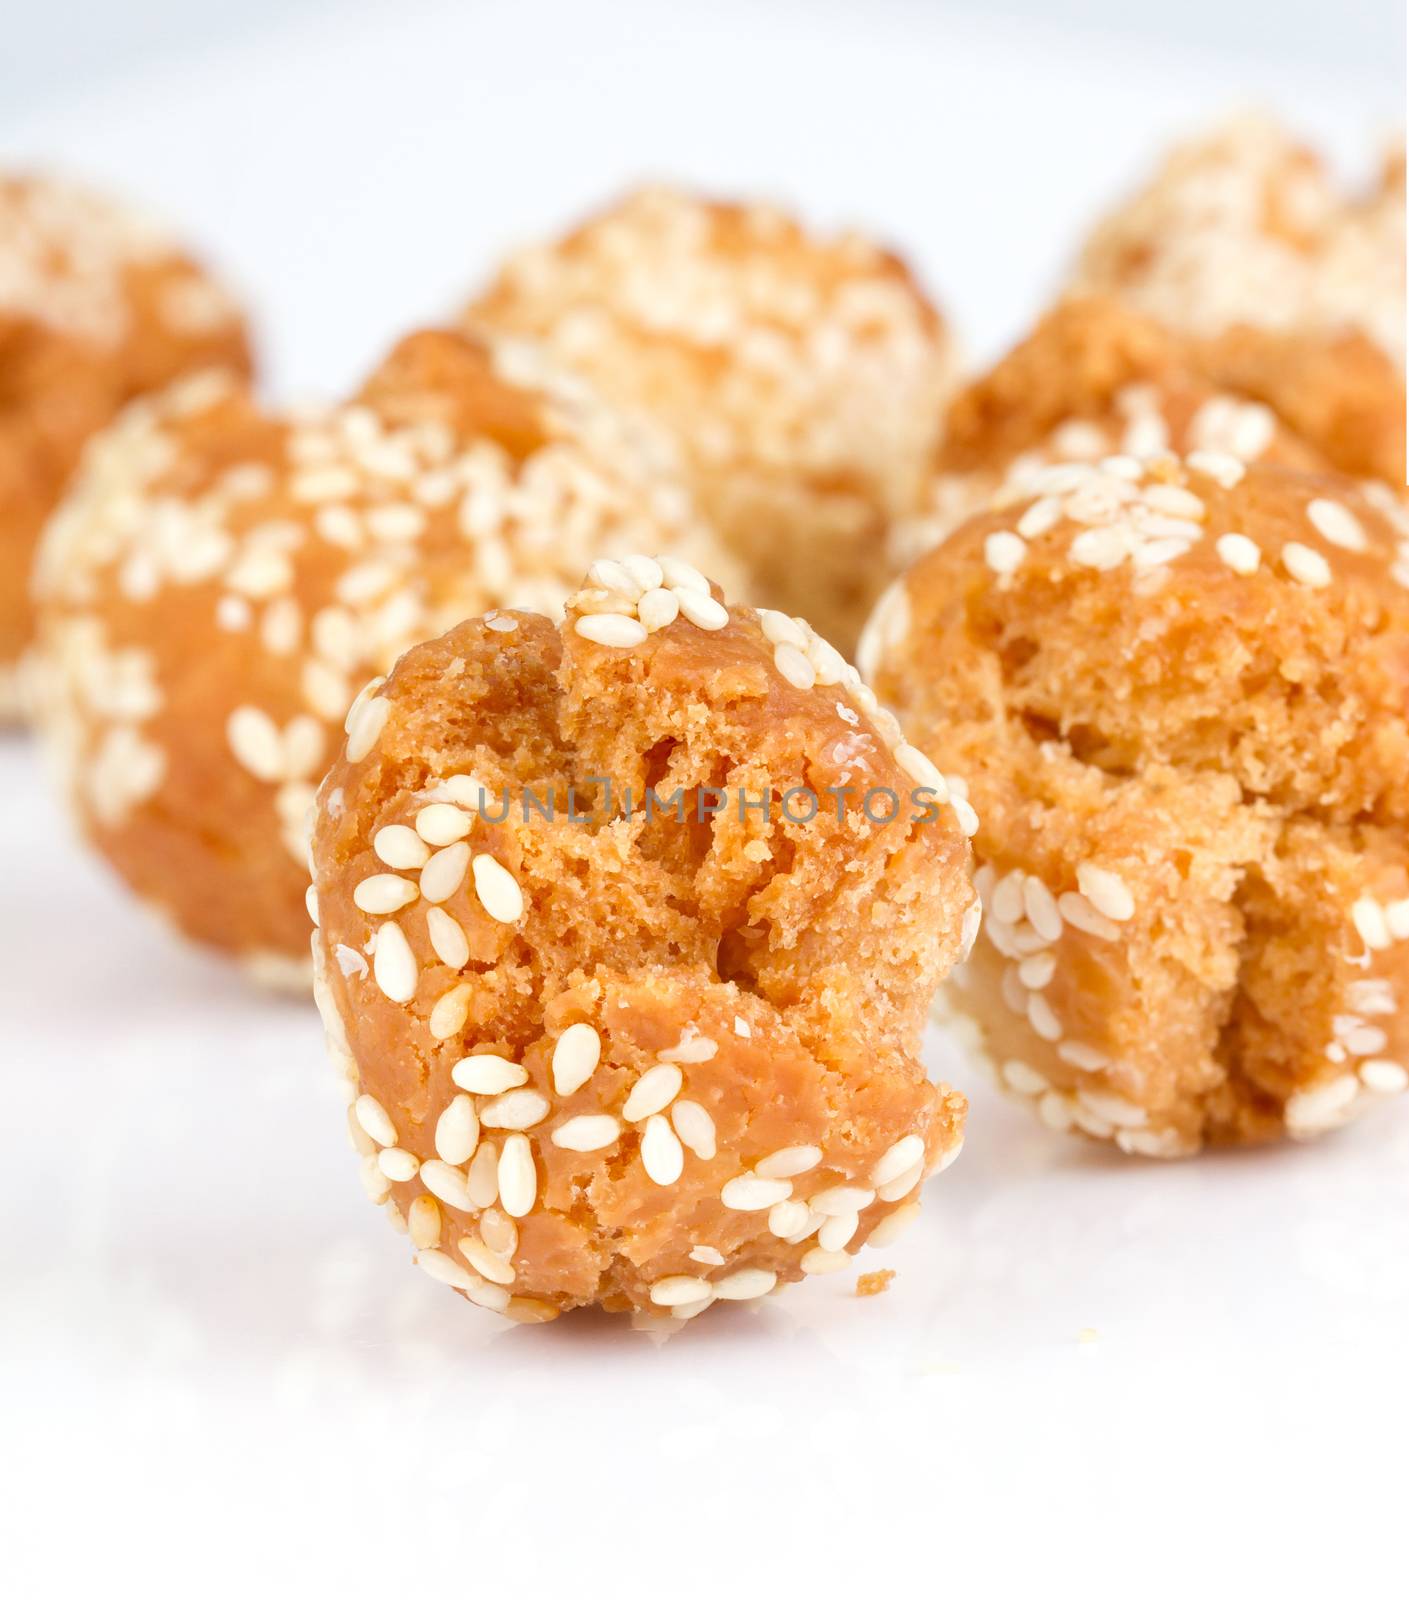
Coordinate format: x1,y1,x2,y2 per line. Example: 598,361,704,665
2,5,1406,1596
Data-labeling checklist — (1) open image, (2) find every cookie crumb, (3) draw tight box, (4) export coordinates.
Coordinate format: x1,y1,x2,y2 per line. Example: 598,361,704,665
856,1269,895,1298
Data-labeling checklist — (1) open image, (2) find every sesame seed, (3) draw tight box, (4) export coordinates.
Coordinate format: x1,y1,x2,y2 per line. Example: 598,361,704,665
1285,1075,1359,1134
690,1245,726,1266
550,1114,621,1152
622,1063,683,1122
768,1199,809,1237
485,614,518,633
1018,952,1057,989
1021,877,1062,941
870,1135,925,1187
637,587,680,631
480,1208,517,1257
497,1134,537,1217
984,531,1026,575
305,886,320,926
1360,1061,1409,1094
1342,1025,1388,1057
1018,497,1062,537
374,824,430,869
1058,891,1121,941
641,1114,685,1185
1282,541,1332,589
1352,897,1391,951
819,1213,859,1251
407,1194,441,1249
755,1145,823,1180
1076,863,1135,922
658,1029,718,1063
893,743,948,798
1027,991,1062,1041
866,1202,921,1248
875,1163,923,1202
467,1142,499,1208
359,1156,390,1203
676,589,729,630
415,803,471,845
435,1095,480,1165
773,643,816,689
378,1147,419,1181
471,854,524,923
588,558,640,596
800,1248,851,1275
426,907,470,969
1187,451,1245,489
354,1093,397,1147
372,921,418,1003
419,1160,475,1212
551,1023,602,1095
950,793,980,836
457,1235,516,1287
415,1248,479,1292
810,1184,875,1217
575,613,649,647
1069,527,1127,570
670,1099,717,1160
1077,1089,1147,1128
345,694,390,763
649,1275,712,1307
658,555,710,594
420,842,470,903
758,609,806,648
1307,498,1367,552
226,705,285,783
1216,532,1261,574
479,1089,551,1130
427,982,472,1040
721,1175,793,1211
353,873,419,914
713,1268,777,1301
452,1054,528,1093
1001,1059,1048,1096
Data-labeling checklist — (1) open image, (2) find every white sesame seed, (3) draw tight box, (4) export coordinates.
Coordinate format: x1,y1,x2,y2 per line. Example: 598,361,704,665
551,1114,621,1152
372,921,418,1003
773,643,816,689
704,1267,771,1302
721,1175,793,1211
690,1245,725,1267
1281,541,1332,589
575,613,649,647
467,1142,499,1208
1027,991,1063,1041
408,1194,441,1249
676,588,729,630
658,555,710,594
1352,897,1391,951
984,531,1027,576
658,1029,718,1064
588,558,641,596
1069,527,1127,570
622,1063,683,1122
226,706,285,783
1057,1041,1111,1072
1001,1060,1048,1096
818,1213,859,1251
1307,498,1367,553
305,886,320,927
415,803,471,846
1285,1075,1359,1134
1021,877,1063,942
373,824,430,869
1076,863,1135,922
451,1054,528,1094
641,1114,685,1185
377,1147,419,1182
650,1275,712,1307
1077,1089,1147,1128
950,792,980,837
1058,891,1122,941
876,1161,923,1201
768,1199,809,1237
1386,900,1409,941
810,1184,875,1217
497,1134,537,1217
420,842,470,904
345,694,390,763
552,1022,602,1096
353,873,419,915
867,1202,921,1248
670,1099,717,1160
458,1236,515,1285
1018,497,1062,537
419,1160,475,1213
435,1095,480,1165
479,1089,551,1130
472,854,524,923
426,907,470,969
480,1208,517,1258
755,1145,823,1180
354,1093,397,1147
636,587,680,632
758,609,807,648
800,1248,851,1275
1187,451,1245,489
1360,1060,1409,1094
427,983,472,1040
415,1248,479,1293
1018,952,1057,989
1215,532,1261,574
1343,1025,1389,1057
894,743,948,798
871,1135,926,1188
359,1156,391,1203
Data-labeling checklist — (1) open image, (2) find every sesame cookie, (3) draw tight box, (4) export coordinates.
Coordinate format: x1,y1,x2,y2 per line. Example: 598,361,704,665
464,186,960,653
890,296,1403,569
0,174,250,712
30,329,727,985
1073,114,1404,365
309,557,976,1322
863,455,1409,1155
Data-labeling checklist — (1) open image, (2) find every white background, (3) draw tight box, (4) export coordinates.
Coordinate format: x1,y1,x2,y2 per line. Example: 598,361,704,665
2,3,1405,1596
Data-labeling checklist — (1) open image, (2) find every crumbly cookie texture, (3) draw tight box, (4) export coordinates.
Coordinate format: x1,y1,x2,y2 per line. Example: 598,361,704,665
464,185,960,653
890,296,1403,569
0,174,250,701
309,558,976,1322
1073,114,1405,364
30,328,729,977
863,454,1409,1156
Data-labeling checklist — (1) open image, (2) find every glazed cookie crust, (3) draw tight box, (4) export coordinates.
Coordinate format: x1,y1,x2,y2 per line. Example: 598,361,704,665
310,559,975,1321
864,454,1409,1154
0,174,250,706
465,186,960,653
30,329,726,979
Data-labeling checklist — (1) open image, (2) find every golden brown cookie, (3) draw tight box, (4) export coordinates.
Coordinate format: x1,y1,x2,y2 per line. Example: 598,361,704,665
464,186,960,653
864,453,1409,1155
30,329,728,984
309,557,976,1322
0,174,250,710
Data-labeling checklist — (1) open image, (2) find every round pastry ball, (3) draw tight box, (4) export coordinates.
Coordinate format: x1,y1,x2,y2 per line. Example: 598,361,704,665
1073,114,1404,365
309,556,976,1322
31,328,725,985
464,186,960,654
0,174,250,713
864,453,1409,1155
891,296,1403,570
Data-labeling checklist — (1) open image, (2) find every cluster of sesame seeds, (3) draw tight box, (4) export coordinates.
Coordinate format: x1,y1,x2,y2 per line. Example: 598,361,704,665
0,175,240,346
